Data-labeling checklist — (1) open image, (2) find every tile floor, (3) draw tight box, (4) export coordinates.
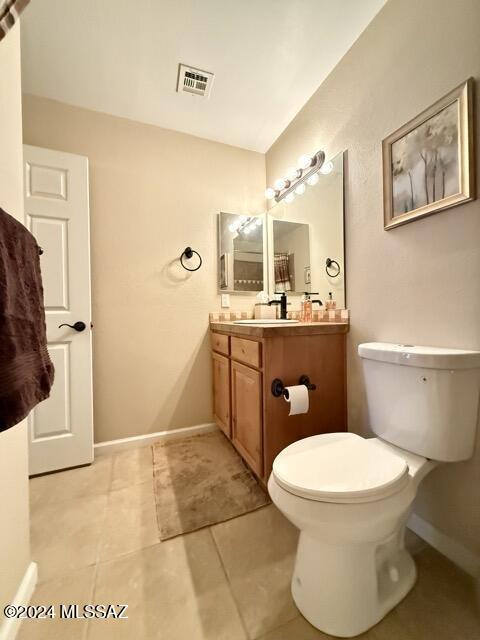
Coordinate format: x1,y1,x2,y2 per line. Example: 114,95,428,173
19,446,480,640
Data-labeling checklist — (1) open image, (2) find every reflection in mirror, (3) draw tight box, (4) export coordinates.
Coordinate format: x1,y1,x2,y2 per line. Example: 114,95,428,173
218,212,265,293
267,150,345,307
272,220,310,293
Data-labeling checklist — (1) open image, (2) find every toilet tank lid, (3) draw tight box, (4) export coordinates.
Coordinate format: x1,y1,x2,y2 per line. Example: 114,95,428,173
358,342,480,370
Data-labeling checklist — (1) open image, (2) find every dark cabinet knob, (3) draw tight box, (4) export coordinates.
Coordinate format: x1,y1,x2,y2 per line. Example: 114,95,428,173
58,321,87,332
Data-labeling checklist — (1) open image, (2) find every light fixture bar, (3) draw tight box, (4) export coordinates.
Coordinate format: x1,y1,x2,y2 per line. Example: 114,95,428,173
275,150,325,202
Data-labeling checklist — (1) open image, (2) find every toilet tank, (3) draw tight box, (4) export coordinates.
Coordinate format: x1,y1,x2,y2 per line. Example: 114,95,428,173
358,343,480,461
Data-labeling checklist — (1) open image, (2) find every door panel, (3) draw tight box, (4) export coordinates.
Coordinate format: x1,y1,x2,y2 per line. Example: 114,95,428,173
24,145,93,475
31,342,71,440
231,361,263,477
212,352,231,437
30,216,69,309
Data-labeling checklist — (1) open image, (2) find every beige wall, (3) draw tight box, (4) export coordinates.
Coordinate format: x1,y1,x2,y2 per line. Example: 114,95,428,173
266,0,480,559
22,96,265,443
0,24,32,614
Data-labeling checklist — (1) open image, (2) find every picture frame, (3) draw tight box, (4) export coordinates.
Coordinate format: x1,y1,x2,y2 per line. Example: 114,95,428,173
382,78,475,230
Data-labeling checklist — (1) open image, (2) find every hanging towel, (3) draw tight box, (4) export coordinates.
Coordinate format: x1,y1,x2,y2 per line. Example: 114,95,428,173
0,208,54,431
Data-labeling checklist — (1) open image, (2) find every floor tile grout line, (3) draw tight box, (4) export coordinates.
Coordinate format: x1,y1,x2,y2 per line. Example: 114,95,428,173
150,443,164,543
29,455,115,511
208,526,252,640
105,452,115,493
83,561,100,640
97,540,163,567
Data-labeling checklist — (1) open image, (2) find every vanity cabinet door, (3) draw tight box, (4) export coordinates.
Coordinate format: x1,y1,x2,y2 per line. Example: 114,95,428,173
212,352,231,437
231,361,263,477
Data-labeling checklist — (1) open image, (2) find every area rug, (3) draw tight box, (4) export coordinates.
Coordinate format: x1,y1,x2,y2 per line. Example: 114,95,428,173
152,430,270,540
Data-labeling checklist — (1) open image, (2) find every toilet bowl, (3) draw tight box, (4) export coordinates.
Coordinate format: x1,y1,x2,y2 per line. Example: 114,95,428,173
268,342,480,638
268,432,435,638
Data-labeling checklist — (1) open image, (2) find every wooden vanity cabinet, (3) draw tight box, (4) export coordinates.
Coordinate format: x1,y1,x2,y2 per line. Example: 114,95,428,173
210,323,347,483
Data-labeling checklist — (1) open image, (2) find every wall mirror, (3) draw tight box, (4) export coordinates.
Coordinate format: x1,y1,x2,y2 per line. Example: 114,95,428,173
267,150,345,306
272,220,311,292
218,212,266,293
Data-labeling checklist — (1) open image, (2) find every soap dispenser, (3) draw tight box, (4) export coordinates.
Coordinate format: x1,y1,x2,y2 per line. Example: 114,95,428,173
326,292,337,310
301,293,312,323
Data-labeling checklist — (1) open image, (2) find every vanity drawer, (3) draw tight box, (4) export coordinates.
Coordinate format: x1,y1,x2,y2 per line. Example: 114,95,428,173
231,337,262,369
211,332,230,356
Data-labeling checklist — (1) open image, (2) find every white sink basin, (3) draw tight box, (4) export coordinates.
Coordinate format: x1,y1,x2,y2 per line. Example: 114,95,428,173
233,319,299,325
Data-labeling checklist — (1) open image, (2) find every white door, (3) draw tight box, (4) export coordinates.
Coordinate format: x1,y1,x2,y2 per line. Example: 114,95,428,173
23,145,93,475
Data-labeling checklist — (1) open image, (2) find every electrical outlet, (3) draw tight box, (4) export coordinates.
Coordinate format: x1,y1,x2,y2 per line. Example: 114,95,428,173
221,294,230,308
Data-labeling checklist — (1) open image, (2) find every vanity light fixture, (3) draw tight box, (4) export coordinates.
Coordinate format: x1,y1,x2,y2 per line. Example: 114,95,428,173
228,216,262,236
265,150,326,203
295,183,306,196
320,160,334,175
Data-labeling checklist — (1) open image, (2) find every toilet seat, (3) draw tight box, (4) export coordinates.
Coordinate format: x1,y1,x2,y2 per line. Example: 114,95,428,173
272,432,409,503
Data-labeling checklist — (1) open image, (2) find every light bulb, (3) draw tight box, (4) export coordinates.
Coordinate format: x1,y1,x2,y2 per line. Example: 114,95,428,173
298,154,313,170
295,183,306,195
265,187,276,200
255,217,262,226
228,223,237,233
274,178,286,191
239,215,247,223
320,161,333,175
306,172,319,186
286,167,299,182
284,192,295,204
243,225,251,234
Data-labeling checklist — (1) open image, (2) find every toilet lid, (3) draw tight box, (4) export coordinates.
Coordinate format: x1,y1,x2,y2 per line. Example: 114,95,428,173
272,433,409,503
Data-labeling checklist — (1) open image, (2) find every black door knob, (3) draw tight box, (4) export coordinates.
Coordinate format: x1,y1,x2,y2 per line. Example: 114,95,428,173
58,321,87,332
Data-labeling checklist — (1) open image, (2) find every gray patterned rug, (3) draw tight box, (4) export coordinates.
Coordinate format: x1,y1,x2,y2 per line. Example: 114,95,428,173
152,430,270,540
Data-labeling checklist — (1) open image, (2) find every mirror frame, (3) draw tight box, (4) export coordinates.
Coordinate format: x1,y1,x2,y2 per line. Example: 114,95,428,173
216,151,347,304
266,150,346,306
217,212,268,295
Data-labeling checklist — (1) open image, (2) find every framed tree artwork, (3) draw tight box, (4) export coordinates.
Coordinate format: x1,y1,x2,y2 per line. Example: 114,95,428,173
382,78,475,230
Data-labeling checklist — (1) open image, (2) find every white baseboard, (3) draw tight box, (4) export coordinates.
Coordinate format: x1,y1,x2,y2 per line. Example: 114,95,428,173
94,422,218,456
408,512,480,578
0,562,37,640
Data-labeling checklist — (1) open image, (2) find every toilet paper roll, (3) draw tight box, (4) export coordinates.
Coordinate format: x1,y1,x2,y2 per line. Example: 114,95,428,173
284,385,309,416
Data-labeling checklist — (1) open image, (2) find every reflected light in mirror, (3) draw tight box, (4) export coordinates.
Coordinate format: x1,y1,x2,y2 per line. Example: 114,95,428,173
320,160,334,175
295,183,306,195
265,187,276,200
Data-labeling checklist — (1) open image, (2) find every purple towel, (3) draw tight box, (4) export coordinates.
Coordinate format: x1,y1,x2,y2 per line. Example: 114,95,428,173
0,208,54,431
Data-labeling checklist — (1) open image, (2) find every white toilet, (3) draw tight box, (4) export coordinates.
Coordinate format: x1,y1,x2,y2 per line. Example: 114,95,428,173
268,342,480,638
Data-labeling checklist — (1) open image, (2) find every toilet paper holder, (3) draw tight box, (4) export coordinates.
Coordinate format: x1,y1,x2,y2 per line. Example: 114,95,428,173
271,375,316,398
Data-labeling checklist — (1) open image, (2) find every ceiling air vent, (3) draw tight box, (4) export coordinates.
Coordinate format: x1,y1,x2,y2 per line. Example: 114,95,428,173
177,64,214,98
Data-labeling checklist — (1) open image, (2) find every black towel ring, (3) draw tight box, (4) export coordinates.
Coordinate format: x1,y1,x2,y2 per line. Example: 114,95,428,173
325,258,340,278
180,247,202,272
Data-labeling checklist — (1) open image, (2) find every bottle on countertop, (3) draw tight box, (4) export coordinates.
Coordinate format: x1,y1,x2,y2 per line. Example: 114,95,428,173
325,292,336,311
301,292,323,322
301,292,312,323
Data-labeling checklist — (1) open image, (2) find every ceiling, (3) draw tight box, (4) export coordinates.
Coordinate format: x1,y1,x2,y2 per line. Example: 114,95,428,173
20,0,386,152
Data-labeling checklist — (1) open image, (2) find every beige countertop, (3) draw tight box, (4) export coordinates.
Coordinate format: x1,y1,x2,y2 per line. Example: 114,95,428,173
209,320,349,338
